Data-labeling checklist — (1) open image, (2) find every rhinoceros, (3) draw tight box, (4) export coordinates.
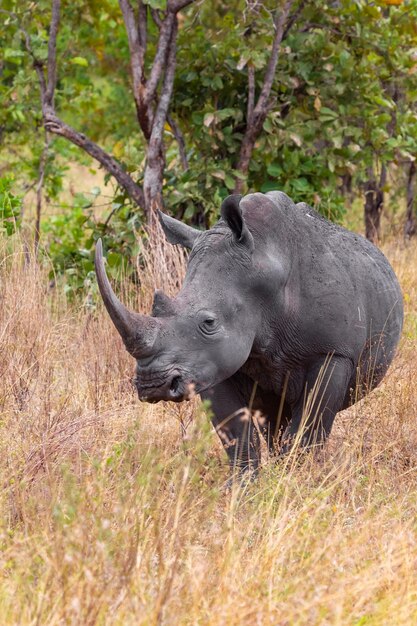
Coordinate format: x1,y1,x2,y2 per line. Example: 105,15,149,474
95,191,403,473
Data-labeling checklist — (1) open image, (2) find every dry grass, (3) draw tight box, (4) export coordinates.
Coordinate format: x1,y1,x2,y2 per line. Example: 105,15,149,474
0,230,416,626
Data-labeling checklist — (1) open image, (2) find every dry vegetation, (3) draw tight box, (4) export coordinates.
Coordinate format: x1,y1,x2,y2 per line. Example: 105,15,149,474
0,227,416,626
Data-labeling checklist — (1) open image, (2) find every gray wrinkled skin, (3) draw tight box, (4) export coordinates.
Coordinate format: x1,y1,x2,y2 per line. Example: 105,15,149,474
95,192,404,475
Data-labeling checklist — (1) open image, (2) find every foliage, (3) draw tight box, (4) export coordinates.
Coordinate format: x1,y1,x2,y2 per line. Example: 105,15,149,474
166,0,417,223
41,188,141,296
1,0,417,287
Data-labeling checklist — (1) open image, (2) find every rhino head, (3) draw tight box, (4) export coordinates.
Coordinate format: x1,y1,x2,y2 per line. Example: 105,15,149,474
95,195,264,403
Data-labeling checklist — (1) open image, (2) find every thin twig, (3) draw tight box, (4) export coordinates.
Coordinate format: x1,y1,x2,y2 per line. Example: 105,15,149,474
167,113,188,171
254,0,294,117
247,64,255,123
144,12,176,108
45,0,60,109
282,0,308,41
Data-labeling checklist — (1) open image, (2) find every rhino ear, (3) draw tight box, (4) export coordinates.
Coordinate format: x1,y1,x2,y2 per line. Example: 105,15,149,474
221,194,254,251
157,210,200,249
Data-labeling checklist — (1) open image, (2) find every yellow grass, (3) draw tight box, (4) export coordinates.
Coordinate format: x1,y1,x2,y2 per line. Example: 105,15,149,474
0,229,416,626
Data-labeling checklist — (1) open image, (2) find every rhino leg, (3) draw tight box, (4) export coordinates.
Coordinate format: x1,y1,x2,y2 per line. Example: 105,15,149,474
281,356,353,453
201,373,263,475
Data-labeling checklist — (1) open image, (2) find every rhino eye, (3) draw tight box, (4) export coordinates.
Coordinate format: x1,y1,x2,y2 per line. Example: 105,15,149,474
200,317,218,335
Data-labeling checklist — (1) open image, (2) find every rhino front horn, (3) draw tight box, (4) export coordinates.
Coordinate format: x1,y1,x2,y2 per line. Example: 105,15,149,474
95,239,159,358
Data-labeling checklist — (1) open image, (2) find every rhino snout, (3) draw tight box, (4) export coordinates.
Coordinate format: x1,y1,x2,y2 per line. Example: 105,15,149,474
136,370,193,403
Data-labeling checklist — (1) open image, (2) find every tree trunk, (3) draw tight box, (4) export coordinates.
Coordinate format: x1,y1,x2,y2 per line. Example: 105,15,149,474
143,144,166,228
234,125,261,194
364,165,387,243
405,160,416,238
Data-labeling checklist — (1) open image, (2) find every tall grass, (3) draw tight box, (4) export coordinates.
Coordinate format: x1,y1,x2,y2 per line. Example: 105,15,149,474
0,233,416,625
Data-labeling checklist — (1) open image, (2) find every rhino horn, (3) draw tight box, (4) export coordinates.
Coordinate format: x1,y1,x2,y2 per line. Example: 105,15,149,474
152,289,176,317
95,239,159,358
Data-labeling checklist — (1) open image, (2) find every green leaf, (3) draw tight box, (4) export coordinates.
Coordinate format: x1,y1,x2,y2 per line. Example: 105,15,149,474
225,175,235,190
70,56,89,67
319,107,338,123
267,163,282,177
216,108,242,122
261,181,280,193
4,48,25,63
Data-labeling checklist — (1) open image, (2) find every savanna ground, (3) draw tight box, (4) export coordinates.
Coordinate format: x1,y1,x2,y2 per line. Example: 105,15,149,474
0,184,416,625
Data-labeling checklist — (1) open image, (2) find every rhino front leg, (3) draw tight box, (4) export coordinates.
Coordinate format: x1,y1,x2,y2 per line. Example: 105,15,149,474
282,355,353,454
201,374,261,476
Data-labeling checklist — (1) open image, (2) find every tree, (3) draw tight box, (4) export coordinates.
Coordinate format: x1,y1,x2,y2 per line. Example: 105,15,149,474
2,0,417,248
4,0,196,224
8,0,303,226
3,0,311,226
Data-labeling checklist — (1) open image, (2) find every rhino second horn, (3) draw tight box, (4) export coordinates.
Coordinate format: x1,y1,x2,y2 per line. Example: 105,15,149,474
94,239,159,358
152,289,176,317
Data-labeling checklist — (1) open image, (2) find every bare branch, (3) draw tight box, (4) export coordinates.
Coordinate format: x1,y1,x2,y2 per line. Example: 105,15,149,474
33,61,47,101
144,12,176,107
254,0,294,117
45,0,60,108
282,0,308,41
144,0,196,107
119,1,154,138
150,8,163,29
144,20,178,216
119,0,146,95
43,114,145,207
138,0,148,50
149,21,178,145
168,0,195,12
167,113,188,170
25,1,143,207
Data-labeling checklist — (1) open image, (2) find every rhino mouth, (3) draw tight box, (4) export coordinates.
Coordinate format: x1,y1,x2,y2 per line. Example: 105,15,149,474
135,369,196,403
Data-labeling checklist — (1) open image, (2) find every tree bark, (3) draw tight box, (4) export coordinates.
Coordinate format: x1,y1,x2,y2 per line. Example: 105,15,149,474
364,164,387,243
405,160,416,238
143,17,178,223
